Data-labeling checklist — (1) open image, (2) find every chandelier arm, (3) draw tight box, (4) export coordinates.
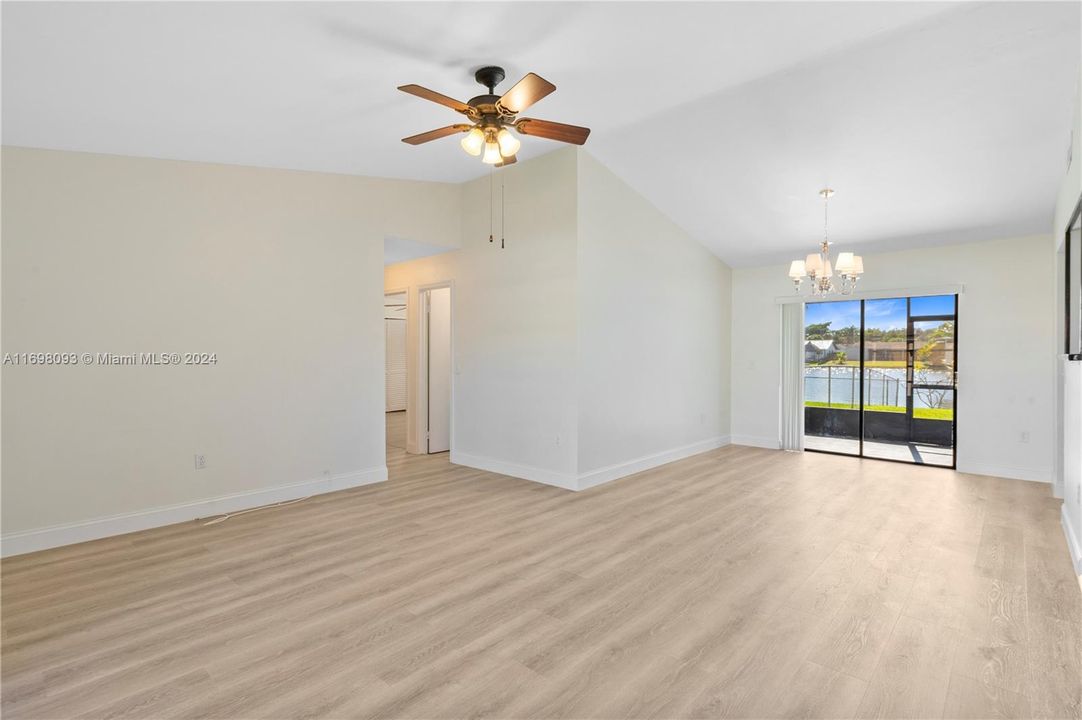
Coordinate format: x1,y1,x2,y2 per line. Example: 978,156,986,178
790,188,859,297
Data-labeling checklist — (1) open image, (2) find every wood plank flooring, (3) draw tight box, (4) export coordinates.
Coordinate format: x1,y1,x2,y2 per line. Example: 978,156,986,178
2,413,1079,719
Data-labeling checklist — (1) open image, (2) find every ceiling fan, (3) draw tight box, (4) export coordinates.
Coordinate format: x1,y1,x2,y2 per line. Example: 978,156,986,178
398,66,591,167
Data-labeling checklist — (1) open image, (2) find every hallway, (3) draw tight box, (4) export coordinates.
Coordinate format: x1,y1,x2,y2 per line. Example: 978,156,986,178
386,411,407,456
385,410,452,483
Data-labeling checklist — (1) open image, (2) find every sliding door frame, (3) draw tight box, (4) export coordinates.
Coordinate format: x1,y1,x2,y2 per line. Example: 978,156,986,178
804,293,958,469
859,299,866,458
906,301,958,469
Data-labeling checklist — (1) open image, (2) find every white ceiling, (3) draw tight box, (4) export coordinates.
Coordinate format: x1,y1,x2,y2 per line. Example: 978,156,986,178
3,2,1079,266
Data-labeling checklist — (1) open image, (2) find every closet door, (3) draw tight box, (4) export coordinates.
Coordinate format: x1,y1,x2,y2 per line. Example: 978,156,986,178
426,287,451,453
385,317,407,412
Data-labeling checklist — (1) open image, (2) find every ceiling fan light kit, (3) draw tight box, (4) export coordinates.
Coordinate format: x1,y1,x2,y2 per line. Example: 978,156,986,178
788,188,864,297
496,129,521,157
482,140,502,165
460,127,485,156
398,65,591,167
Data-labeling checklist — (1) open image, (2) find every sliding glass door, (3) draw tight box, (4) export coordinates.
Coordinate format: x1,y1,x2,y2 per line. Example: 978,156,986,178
899,295,956,466
803,300,861,456
804,294,957,467
859,297,908,461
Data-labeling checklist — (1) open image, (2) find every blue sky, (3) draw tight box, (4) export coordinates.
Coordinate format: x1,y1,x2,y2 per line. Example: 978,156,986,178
864,298,906,330
806,295,954,333
806,300,860,330
910,294,955,317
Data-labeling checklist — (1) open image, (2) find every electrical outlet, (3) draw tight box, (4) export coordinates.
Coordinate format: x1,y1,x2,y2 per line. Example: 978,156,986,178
194,454,207,470
1020,431,1030,444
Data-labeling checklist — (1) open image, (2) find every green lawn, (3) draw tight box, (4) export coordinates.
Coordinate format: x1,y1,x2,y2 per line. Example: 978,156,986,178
804,401,953,421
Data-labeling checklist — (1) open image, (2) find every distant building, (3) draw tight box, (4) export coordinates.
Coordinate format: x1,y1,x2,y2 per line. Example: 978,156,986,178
832,339,955,366
863,340,907,362
804,339,837,363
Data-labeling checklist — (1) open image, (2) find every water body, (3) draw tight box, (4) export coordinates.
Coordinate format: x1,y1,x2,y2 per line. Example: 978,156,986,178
804,367,953,410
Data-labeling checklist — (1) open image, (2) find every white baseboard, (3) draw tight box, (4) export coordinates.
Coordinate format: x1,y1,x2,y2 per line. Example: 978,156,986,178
451,452,578,490
0,467,387,558
576,436,731,491
730,434,781,450
454,437,731,493
1063,505,1082,576
956,460,1051,484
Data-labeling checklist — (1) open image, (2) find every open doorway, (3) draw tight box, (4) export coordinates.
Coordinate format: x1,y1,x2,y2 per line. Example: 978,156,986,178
384,292,407,456
421,286,451,454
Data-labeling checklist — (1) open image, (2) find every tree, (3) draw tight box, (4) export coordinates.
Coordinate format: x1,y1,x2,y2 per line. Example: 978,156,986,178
805,322,833,339
913,321,954,412
834,351,848,365
865,326,906,342
833,325,859,345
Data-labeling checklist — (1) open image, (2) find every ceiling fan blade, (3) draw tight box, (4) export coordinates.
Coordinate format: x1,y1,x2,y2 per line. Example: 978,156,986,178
515,119,591,145
401,124,472,145
497,73,556,114
398,84,473,115
495,154,517,167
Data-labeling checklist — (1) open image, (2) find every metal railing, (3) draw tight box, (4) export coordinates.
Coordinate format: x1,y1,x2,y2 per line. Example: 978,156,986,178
804,366,902,408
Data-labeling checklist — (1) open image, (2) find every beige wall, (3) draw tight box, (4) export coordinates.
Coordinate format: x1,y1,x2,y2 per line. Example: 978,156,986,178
384,148,580,485
575,151,732,480
2,147,459,549
1053,71,1082,571
386,148,734,488
3,144,733,551
730,234,1057,483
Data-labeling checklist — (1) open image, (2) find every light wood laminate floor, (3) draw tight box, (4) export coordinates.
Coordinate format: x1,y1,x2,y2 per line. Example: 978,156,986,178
2,415,1080,719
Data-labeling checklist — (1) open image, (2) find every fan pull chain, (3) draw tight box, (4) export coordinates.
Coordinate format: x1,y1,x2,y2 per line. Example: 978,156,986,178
489,169,494,244
501,178,506,249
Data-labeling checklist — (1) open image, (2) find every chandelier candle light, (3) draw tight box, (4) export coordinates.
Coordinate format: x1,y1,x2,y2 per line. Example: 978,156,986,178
788,189,864,296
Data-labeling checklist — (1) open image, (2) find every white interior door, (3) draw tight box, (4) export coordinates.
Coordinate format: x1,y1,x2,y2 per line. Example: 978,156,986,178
385,319,407,411
426,287,451,453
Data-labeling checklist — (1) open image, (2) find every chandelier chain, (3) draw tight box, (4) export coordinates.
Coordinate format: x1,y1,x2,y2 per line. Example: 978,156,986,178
824,193,829,245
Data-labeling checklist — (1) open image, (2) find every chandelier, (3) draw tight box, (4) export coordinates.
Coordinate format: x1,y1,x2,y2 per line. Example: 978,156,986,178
788,188,863,296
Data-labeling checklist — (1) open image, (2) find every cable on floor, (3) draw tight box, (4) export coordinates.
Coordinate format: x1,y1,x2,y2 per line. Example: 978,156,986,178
202,495,312,526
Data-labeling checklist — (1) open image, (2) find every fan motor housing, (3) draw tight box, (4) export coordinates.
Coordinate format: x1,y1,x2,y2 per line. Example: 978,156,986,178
474,66,505,93
467,94,501,113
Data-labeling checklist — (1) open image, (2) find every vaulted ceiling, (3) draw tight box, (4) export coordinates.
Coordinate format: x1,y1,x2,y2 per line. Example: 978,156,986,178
3,2,1078,266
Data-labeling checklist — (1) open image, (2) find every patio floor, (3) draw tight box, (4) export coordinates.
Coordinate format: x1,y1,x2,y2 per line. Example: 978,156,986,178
804,434,953,466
